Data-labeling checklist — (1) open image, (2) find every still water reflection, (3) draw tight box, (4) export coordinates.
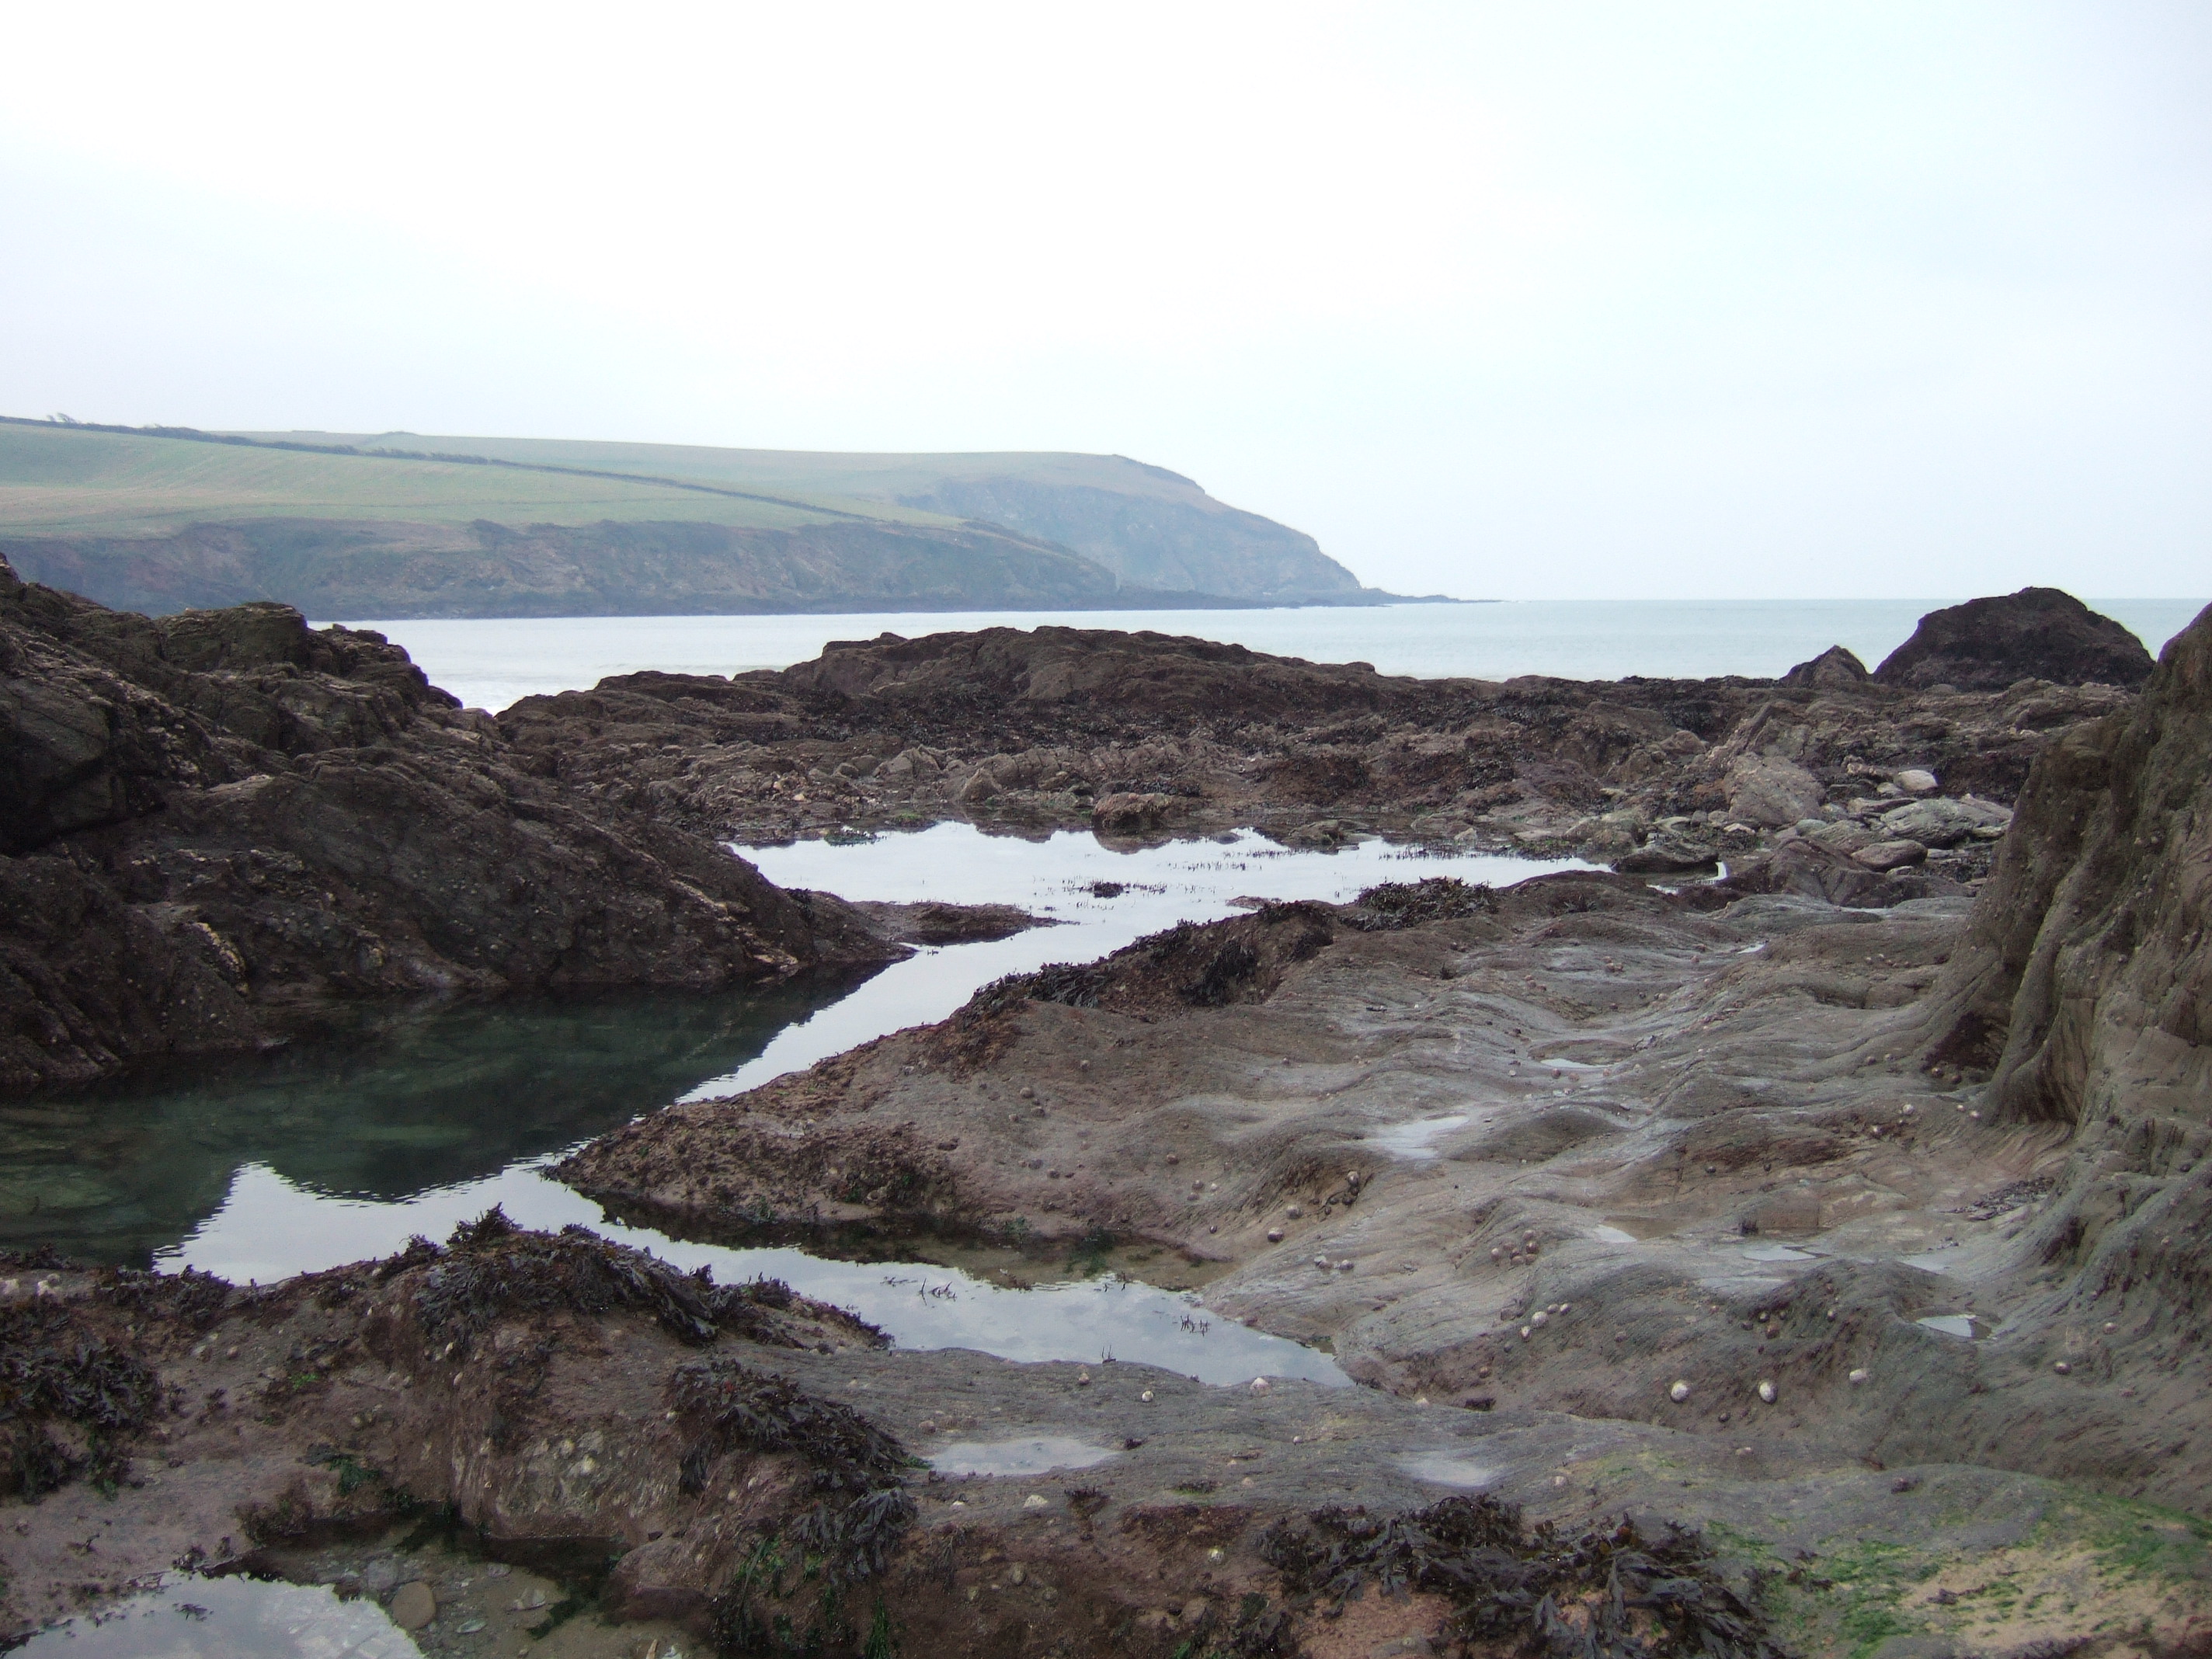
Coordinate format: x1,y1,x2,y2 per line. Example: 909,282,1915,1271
7,828,1567,1383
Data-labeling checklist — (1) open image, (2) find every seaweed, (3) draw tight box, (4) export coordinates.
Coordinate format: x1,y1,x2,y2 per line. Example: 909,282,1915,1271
402,1208,862,1356
1259,1494,1781,1659
96,1266,233,1330
677,1359,916,1655
1341,878,1496,931
0,1302,165,1499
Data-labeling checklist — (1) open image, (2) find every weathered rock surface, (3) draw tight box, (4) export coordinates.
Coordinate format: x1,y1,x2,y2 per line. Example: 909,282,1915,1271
1779,643,1870,689
0,557,899,1095
494,619,2127,885
1874,586,2157,690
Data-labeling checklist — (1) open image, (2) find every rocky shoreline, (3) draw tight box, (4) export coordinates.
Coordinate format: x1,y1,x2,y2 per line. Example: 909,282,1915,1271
2,581,2206,1657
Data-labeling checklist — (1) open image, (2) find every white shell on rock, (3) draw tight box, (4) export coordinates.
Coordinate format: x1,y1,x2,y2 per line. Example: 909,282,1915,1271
1669,1380,1691,1402
1757,1379,1776,1403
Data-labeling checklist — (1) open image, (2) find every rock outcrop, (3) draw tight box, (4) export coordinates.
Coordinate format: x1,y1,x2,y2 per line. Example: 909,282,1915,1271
0,558,897,1095
1873,586,2157,690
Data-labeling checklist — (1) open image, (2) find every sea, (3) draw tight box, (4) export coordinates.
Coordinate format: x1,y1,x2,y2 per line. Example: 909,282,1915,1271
330,597,2208,713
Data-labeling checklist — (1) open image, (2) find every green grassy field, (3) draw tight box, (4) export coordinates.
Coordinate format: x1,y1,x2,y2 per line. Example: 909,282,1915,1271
0,419,967,538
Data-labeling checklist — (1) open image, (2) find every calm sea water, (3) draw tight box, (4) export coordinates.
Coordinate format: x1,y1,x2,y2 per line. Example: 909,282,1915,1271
333,597,2208,713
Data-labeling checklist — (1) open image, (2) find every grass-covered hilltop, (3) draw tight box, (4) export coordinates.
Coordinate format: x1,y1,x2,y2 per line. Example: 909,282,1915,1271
0,416,1406,617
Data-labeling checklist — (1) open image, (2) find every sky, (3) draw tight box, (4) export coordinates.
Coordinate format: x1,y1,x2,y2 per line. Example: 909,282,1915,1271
2,2,2207,600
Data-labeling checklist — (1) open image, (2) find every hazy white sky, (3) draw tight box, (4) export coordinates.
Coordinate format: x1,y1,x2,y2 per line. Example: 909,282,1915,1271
2,3,2206,599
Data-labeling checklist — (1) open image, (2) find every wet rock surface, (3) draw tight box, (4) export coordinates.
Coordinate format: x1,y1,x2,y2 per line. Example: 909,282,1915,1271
5,593,2206,1658
0,556,903,1096
544,607,2211,1653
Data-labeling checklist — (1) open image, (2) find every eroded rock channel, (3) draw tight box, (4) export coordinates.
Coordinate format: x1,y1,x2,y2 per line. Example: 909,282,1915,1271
3,579,2207,1657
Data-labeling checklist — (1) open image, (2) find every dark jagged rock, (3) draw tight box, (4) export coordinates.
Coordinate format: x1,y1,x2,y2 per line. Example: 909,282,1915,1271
1873,586,2156,690
0,556,898,1095
1929,601,2210,1125
1779,643,1869,688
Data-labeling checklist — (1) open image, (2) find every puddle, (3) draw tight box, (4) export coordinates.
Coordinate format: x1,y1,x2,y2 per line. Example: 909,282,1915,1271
1396,1452,1502,1489
1740,1245,1816,1263
1901,1252,1958,1274
1915,1314,1981,1339
1369,1114,1473,1161
928,1435,1122,1476
12,1574,421,1657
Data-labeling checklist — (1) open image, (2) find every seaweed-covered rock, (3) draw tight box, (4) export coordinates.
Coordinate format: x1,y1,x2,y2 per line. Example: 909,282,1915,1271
1874,587,2155,690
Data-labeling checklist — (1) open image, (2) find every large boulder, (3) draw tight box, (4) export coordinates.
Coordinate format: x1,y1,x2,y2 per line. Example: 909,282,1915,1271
1873,587,2155,690
1779,644,1870,688
0,556,898,1094
1723,753,1825,826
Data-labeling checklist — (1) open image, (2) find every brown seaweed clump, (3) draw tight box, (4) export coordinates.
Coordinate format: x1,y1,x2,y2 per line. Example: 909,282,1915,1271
1342,877,1497,931
668,1358,916,1655
0,1301,166,1500
1260,1494,1780,1659
397,1207,882,1357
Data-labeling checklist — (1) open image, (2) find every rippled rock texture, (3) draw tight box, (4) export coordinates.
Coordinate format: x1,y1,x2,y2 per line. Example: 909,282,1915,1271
0,557,896,1094
551,609,2212,1654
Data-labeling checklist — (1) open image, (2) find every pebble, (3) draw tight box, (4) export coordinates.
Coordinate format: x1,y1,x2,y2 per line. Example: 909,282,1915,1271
1520,1326,1532,1341
2053,1361,2071,1375
1669,1380,1691,1403
1076,1370,1091,1387
1140,1389,1154,1402
1849,1368,1869,1385
1285,1204,1303,1219
1530,1311,1549,1328
1756,1379,1776,1403
1007,1566,1026,1585
1250,1376,1272,1393
1267,1228,1285,1243
388,1581,436,1630
1336,1259,1354,1272
1023,1494,1049,1509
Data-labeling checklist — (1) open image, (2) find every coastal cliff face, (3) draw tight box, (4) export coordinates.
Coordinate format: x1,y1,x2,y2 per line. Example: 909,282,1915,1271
0,556,896,1095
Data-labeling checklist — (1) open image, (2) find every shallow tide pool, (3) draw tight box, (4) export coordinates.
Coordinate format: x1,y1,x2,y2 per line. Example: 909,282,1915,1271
16,827,1572,1386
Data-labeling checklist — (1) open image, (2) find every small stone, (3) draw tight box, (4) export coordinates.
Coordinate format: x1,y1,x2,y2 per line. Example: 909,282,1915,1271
2053,1361,2071,1375
1206,1546,1226,1563
1490,1247,1504,1261
1669,1380,1691,1403
1007,1566,1026,1585
1285,1204,1303,1219
1849,1368,1869,1385
388,1581,436,1630
1019,1087,1035,1099
1520,1326,1532,1341
1531,1311,1549,1328
1076,1370,1091,1386
1024,1494,1049,1509
1757,1379,1776,1403
1267,1229,1285,1243
1140,1389,1154,1402
1336,1259,1354,1272
1250,1376,1272,1393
